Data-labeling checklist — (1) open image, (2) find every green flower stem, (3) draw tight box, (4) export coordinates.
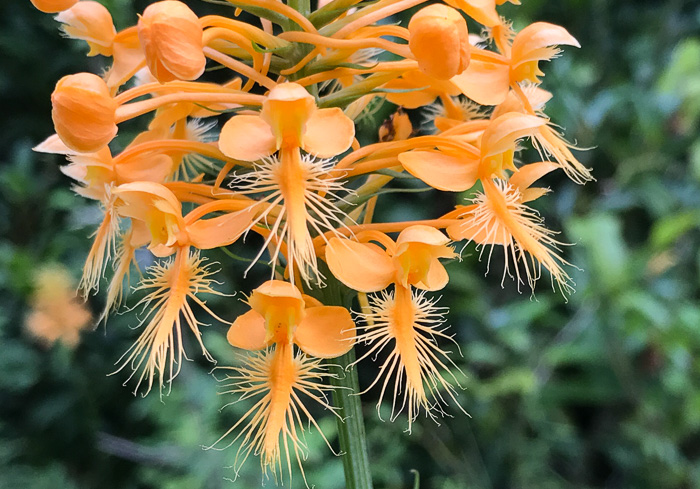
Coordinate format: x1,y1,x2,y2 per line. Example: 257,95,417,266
312,270,374,489
329,348,374,489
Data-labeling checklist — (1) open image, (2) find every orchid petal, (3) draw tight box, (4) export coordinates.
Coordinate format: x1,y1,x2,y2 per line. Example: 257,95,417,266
326,238,394,292
295,306,355,358
219,114,276,162
302,108,355,158
399,150,479,192
227,309,269,350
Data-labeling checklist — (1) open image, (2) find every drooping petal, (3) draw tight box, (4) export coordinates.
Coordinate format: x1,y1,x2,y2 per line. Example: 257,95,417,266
508,161,558,193
33,134,76,155
444,0,499,27
302,108,355,158
325,238,395,293
186,207,257,250
115,153,172,183
384,77,440,108
451,59,510,106
294,306,355,358
227,309,268,350
481,112,545,157
414,257,450,291
106,30,146,89
399,150,479,192
219,114,277,162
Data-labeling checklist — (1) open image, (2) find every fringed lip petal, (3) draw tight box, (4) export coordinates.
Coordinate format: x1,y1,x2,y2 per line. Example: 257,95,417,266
227,309,269,350
302,107,355,158
451,59,510,106
218,114,277,162
481,112,546,156
326,238,395,293
399,150,479,192
294,306,355,358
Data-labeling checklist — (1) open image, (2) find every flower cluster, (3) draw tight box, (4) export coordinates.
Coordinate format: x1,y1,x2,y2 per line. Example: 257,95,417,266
34,0,588,484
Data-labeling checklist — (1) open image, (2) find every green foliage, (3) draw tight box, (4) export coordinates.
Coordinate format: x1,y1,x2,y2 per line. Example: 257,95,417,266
2,0,700,488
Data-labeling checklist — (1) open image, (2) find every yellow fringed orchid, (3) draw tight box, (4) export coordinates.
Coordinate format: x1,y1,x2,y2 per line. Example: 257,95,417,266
215,280,354,482
325,226,466,431
451,22,580,106
445,161,575,294
219,82,356,286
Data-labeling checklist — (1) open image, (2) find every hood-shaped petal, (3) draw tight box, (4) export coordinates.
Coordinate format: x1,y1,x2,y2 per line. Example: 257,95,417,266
294,306,355,358
261,83,316,149
399,150,479,192
248,280,305,345
326,238,395,293
302,108,355,158
219,114,277,162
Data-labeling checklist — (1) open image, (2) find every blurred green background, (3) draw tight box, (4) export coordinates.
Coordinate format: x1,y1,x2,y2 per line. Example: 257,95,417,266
2,0,700,488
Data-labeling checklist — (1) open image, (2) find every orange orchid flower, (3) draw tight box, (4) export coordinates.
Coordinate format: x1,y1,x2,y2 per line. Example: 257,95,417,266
219,82,355,285
113,181,255,257
492,86,594,183
113,247,227,395
445,161,574,294
451,22,580,106
215,280,354,482
325,226,465,431
398,111,545,192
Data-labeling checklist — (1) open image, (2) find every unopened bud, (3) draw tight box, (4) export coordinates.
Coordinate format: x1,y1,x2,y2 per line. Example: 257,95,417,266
408,5,470,80
51,73,118,153
138,1,206,83
30,0,77,13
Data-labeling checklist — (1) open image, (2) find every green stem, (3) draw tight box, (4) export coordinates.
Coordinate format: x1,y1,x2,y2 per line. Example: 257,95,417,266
311,268,374,489
329,348,374,489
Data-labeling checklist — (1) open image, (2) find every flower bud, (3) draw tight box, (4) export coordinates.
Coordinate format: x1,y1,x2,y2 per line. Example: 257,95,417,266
51,73,118,153
408,5,470,80
29,0,77,13
138,1,206,83
56,1,116,57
